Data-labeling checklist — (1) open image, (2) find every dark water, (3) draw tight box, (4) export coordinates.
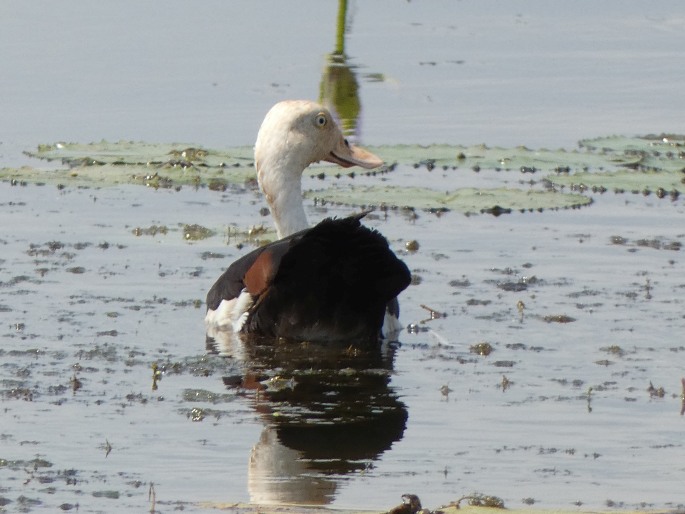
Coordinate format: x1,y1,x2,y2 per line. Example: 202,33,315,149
1,1,685,512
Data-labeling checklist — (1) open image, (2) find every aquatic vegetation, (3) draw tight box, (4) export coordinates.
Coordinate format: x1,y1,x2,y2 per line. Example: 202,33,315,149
308,186,593,214
470,342,493,356
2,134,684,511
181,388,235,404
182,224,214,241
133,225,169,237
3,134,682,215
647,381,665,398
448,493,506,509
543,314,576,323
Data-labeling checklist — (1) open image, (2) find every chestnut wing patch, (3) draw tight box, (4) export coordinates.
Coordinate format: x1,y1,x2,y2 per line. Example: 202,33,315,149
205,230,305,311
243,247,279,296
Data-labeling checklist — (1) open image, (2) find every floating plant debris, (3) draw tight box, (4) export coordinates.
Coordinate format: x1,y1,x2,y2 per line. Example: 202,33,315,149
183,224,214,241
470,342,494,356
543,314,576,323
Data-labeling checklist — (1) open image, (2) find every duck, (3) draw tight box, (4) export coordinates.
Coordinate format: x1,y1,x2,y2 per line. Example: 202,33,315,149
205,100,410,344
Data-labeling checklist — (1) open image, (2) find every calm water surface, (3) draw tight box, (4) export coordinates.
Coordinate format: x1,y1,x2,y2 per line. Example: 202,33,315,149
1,174,684,511
1,1,684,512
2,1,685,155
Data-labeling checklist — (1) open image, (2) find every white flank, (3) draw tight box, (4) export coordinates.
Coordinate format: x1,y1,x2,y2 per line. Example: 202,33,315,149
204,289,254,332
382,310,403,341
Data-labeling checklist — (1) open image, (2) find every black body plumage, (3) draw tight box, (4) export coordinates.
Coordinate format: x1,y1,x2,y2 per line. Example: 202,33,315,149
206,213,410,343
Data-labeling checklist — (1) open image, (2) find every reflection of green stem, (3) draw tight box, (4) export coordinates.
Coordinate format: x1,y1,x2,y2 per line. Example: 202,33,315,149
319,0,359,137
334,0,347,55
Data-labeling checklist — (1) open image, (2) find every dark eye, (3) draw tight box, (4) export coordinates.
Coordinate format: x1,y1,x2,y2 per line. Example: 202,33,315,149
343,138,350,147
315,113,327,127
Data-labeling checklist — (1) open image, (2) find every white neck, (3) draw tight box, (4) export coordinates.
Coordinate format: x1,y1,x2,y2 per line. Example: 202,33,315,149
258,158,309,239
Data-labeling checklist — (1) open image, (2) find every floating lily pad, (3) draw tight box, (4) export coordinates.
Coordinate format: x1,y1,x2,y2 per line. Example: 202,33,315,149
307,185,592,214
28,141,254,168
2,137,682,214
367,143,643,174
579,133,685,155
547,134,685,193
1,163,257,188
547,169,683,194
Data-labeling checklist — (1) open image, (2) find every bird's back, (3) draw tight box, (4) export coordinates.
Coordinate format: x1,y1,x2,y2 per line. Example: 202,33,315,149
245,215,411,343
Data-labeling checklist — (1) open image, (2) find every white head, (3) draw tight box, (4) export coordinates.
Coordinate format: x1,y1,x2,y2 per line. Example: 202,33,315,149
254,100,383,238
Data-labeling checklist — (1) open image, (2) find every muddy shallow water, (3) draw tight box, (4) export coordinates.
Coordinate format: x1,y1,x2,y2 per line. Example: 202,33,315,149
1,174,684,512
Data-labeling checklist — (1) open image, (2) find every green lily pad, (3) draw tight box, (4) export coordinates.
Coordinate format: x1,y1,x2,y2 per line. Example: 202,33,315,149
2,137,682,215
17,141,257,188
547,169,683,195
0,163,255,188
366,143,643,174
546,134,685,193
28,141,254,168
579,133,685,155
307,185,592,214
577,134,685,173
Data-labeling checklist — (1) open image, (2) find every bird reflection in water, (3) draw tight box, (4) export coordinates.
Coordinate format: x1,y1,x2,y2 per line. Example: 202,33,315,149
204,0,405,505
207,331,407,505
